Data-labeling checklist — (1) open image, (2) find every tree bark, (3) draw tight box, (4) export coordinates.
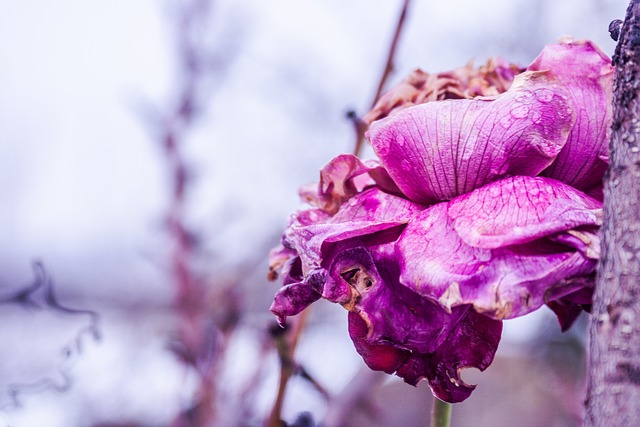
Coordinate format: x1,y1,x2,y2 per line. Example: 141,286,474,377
586,1,640,425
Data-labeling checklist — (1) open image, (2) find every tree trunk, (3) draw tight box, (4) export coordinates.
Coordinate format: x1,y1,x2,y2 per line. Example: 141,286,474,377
586,1,640,425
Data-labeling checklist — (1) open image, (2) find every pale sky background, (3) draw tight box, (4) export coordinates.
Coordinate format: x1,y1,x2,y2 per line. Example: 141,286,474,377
0,0,627,426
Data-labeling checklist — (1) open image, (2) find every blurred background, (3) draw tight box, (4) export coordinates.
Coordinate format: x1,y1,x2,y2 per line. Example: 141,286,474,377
0,0,626,426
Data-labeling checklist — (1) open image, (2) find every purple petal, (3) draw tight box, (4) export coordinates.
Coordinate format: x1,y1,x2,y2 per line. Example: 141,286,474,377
270,280,321,326
267,243,299,282
396,307,502,403
271,188,423,325
348,311,410,374
326,244,466,353
528,39,614,190
285,187,424,276
299,154,402,214
448,176,602,249
268,209,331,282
545,278,594,331
337,241,503,403
367,71,574,204
397,177,600,319
349,306,502,403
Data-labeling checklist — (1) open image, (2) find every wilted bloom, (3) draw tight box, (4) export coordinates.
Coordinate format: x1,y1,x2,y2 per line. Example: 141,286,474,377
269,39,613,403
363,57,524,124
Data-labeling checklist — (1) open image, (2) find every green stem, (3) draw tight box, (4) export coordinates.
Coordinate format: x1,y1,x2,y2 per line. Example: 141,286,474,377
431,397,452,427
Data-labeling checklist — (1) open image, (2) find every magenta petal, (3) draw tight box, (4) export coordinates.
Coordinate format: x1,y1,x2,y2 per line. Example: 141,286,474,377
396,307,502,403
285,188,424,275
448,176,602,249
270,281,321,326
299,154,402,214
341,244,503,403
528,39,614,190
424,307,502,403
397,177,600,319
348,312,411,374
350,306,502,403
546,279,594,331
367,71,574,204
328,244,466,353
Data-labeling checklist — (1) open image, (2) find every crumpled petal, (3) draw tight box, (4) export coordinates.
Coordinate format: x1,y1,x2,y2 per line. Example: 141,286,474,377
364,58,523,124
448,175,602,249
267,243,299,282
348,311,410,373
285,187,424,277
333,240,502,403
528,39,614,190
368,71,575,204
270,280,321,326
271,188,424,325
397,176,601,319
349,306,502,403
546,279,594,331
299,154,401,214
326,244,465,353
267,208,331,282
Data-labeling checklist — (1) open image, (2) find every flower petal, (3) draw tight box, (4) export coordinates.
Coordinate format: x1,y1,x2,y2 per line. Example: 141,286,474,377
271,188,423,325
338,241,503,403
363,58,523,124
448,176,602,249
348,311,410,373
349,306,502,403
546,281,593,331
397,307,502,403
299,154,402,214
285,187,424,276
270,280,322,326
368,71,575,204
267,209,331,282
528,39,614,190
397,177,600,319
327,244,465,353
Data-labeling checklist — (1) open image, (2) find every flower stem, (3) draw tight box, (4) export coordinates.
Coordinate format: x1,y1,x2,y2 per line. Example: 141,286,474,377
431,397,452,427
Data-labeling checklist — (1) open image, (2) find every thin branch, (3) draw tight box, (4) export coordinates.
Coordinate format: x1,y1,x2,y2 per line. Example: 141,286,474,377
323,366,386,427
267,3,414,424
0,262,100,410
351,0,412,157
265,310,314,427
369,0,412,111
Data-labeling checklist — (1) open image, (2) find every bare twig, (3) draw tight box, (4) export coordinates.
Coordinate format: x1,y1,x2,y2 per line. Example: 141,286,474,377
0,262,100,410
351,0,412,157
268,3,415,424
369,0,412,110
323,366,386,427
145,1,230,426
265,311,314,427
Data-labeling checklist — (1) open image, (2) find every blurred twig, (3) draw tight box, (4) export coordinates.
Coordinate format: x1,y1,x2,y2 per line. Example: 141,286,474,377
0,262,100,409
267,2,414,424
323,366,386,427
142,1,229,426
266,311,324,427
349,0,412,157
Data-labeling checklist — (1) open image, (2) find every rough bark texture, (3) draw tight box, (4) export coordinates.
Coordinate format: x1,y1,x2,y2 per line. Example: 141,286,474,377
586,1,640,425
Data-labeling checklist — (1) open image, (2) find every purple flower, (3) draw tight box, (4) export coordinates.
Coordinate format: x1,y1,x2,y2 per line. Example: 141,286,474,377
269,39,612,403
